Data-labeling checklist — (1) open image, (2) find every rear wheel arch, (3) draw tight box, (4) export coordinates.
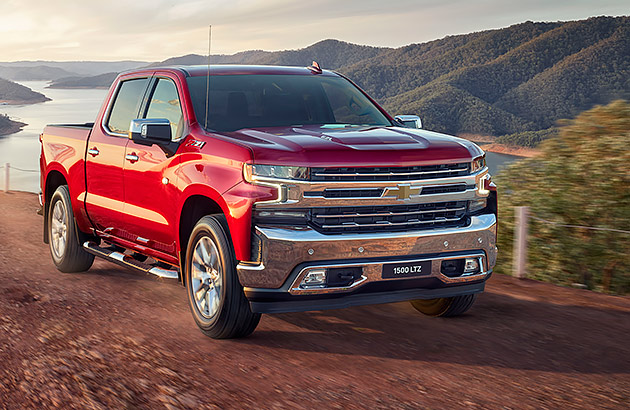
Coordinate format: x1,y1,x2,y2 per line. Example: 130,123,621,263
43,170,68,244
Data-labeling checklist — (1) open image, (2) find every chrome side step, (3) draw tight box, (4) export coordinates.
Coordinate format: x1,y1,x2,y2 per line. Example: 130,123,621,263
83,241,179,279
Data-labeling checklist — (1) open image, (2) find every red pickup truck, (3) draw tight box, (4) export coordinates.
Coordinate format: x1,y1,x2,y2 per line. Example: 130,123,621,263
40,64,497,339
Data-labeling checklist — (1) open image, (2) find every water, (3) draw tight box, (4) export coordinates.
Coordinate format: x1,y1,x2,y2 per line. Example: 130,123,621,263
0,82,521,192
485,151,521,175
0,81,108,193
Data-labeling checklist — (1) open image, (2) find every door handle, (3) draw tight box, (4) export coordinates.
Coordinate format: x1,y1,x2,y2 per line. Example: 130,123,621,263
87,147,100,157
125,153,139,163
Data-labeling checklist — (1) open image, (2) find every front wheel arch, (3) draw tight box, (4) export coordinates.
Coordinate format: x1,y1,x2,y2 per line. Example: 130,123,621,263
178,195,226,281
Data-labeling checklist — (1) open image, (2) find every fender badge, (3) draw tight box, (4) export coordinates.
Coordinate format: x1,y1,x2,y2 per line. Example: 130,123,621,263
186,139,206,148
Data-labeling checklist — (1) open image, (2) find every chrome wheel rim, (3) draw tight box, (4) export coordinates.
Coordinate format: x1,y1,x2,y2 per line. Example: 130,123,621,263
190,236,223,319
50,200,68,259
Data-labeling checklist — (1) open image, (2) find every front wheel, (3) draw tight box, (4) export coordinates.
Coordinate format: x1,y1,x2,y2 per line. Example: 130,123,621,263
410,294,477,317
185,215,260,339
48,185,94,273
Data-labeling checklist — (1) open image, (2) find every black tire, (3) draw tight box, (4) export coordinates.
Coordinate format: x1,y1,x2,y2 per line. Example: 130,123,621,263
185,215,260,339
48,185,95,273
410,294,477,317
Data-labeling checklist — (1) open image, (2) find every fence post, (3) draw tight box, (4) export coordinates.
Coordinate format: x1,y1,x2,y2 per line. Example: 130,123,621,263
513,206,529,279
3,163,8,193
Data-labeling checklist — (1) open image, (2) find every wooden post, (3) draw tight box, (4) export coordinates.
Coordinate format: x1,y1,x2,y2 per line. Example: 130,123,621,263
513,206,529,279
3,163,8,193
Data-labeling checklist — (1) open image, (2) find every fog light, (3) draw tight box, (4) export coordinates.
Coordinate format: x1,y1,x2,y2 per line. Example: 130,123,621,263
300,269,327,288
469,198,487,213
464,258,480,274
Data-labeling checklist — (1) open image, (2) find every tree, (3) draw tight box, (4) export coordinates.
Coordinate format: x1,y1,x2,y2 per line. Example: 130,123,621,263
495,100,630,293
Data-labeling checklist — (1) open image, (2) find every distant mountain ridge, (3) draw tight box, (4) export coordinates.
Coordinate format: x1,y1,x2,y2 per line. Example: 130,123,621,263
0,65,78,81
0,60,147,77
47,72,118,89
42,16,630,145
152,39,389,70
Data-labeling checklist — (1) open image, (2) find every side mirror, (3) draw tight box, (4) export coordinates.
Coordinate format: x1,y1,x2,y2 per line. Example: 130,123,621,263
129,119,172,145
394,115,422,129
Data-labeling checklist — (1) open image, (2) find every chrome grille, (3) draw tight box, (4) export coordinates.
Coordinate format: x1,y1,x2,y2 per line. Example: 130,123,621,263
310,163,470,182
310,201,468,233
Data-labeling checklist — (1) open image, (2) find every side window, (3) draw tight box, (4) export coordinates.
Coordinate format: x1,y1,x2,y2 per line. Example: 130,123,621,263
145,78,184,140
106,78,149,134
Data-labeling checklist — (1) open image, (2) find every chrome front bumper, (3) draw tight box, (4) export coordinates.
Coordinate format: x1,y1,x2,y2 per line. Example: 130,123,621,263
237,213,497,293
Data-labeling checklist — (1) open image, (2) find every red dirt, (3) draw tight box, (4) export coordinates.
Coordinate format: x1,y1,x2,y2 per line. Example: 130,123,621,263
1,192,629,409
480,143,540,158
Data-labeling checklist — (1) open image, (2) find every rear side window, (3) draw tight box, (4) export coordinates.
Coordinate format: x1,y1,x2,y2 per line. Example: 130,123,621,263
144,78,184,140
106,78,149,134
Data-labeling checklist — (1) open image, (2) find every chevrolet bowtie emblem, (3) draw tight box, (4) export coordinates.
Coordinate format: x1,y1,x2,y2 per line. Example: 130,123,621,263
386,184,422,200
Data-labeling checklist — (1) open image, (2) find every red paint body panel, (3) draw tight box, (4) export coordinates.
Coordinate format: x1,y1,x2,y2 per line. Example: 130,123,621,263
40,65,483,269
40,126,92,234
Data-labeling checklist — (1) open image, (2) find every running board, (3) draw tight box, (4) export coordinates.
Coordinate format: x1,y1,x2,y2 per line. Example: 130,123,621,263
83,241,179,279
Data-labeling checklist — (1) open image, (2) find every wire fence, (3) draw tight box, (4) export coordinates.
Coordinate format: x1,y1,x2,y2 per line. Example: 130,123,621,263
8,166,39,173
529,215,630,235
512,206,630,279
3,162,40,193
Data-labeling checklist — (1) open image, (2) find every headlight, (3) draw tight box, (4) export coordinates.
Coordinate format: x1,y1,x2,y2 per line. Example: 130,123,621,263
253,209,308,225
471,155,486,173
243,164,309,182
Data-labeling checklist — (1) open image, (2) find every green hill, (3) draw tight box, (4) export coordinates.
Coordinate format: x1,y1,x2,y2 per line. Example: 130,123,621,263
376,16,629,138
46,16,630,146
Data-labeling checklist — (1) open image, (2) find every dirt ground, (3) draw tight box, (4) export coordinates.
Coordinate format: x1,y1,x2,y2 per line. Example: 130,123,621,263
1,192,629,409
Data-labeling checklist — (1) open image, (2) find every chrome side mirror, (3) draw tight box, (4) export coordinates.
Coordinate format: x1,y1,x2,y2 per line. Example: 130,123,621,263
129,118,172,145
395,115,422,129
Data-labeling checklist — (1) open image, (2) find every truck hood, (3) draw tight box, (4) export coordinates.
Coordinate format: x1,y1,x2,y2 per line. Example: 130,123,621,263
217,125,483,167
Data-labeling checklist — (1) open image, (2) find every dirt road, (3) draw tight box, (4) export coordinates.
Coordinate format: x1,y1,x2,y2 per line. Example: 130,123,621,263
1,192,629,409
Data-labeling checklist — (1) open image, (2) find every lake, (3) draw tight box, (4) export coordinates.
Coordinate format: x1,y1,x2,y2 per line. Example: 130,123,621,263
0,81,520,193
0,81,108,193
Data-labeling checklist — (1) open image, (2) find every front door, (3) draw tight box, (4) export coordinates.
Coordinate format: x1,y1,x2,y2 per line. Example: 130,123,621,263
123,77,185,259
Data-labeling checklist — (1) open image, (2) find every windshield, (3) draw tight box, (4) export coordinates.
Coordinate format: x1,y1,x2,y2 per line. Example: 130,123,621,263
186,74,392,132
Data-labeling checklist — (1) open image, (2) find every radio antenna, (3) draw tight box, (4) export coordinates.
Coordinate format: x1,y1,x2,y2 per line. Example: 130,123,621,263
204,25,212,130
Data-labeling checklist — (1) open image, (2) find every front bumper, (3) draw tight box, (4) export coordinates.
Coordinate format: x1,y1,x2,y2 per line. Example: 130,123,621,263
237,213,497,312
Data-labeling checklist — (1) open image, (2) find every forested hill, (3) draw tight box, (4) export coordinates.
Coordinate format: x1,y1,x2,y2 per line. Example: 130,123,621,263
367,16,630,140
153,40,389,70
47,16,630,145
151,16,629,144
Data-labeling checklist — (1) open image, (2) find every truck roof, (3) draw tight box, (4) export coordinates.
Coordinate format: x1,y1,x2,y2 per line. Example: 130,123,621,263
148,65,338,77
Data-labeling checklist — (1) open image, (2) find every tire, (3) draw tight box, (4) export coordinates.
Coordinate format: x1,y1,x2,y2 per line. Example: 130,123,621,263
185,215,260,339
48,185,95,273
410,294,477,317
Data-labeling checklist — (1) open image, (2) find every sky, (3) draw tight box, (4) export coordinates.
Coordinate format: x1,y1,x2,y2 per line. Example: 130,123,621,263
0,0,628,62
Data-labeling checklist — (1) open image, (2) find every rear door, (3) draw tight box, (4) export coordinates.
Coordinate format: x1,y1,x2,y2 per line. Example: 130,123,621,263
122,76,186,259
85,76,150,237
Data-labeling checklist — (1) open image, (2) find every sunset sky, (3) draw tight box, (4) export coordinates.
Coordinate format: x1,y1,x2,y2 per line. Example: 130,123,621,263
1,0,627,62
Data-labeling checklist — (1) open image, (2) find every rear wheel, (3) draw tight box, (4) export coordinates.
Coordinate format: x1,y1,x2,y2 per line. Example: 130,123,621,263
48,185,94,273
410,294,477,317
185,215,260,339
